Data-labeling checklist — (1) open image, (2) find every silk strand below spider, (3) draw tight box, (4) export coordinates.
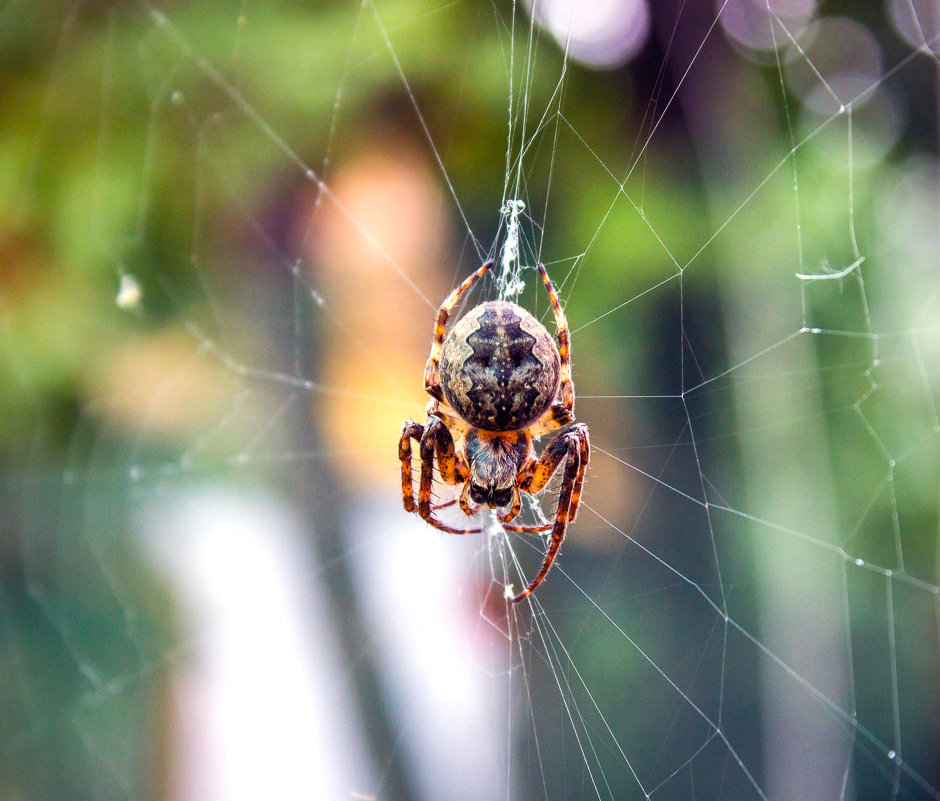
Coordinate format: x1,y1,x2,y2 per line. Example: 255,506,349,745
399,260,589,603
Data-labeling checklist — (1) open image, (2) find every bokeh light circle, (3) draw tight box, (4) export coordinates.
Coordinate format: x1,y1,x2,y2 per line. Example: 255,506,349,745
719,0,818,60
528,0,651,70
784,16,883,115
887,0,940,57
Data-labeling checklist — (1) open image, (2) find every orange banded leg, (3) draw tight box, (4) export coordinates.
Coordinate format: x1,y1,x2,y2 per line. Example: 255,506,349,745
502,520,554,533
399,420,425,513
537,263,574,414
424,260,494,398
420,416,467,486
417,417,481,535
567,425,590,523
519,425,577,494
499,485,554,532
521,423,589,523
400,418,479,534
528,402,574,438
511,424,589,602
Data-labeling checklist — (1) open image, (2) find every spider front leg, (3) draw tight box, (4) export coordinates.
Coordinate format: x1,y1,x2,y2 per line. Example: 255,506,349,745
399,420,425,513
424,260,493,401
400,416,481,535
511,423,590,603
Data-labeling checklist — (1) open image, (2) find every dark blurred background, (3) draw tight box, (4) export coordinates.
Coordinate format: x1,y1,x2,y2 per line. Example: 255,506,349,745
0,1,938,799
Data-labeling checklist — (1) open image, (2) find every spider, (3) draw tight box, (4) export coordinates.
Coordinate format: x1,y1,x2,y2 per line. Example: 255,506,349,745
399,260,589,603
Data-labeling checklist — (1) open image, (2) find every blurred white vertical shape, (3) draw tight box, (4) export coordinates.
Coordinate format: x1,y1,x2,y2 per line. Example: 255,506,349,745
115,273,142,310
726,288,855,799
142,487,376,801
719,0,817,58
350,497,512,801
783,17,883,114
527,0,651,69
876,155,940,326
887,0,940,56
726,328,855,799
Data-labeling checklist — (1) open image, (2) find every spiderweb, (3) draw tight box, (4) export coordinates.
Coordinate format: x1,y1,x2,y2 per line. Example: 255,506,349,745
0,1,938,800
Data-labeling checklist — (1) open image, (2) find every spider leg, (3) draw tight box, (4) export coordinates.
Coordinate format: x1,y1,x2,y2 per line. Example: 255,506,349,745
497,486,554,531
522,264,576,439
421,415,468,486
424,260,494,401
422,516,484,536
567,426,590,523
418,417,482,535
523,422,590,523
537,263,574,416
502,521,554,533
511,423,590,603
399,420,425,513
400,418,480,534
527,402,574,438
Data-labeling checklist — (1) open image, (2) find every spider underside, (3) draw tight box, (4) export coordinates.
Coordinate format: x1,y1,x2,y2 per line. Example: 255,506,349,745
399,260,589,603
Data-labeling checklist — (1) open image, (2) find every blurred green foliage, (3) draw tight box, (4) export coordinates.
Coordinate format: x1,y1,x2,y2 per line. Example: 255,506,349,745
1,1,937,799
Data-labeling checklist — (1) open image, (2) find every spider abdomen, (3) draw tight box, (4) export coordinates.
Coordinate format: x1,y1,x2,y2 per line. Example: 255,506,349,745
439,300,561,430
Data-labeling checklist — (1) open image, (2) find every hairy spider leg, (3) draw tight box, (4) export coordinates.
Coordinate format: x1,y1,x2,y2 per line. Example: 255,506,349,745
418,418,481,534
399,421,425,513
502,420,590,534
424,260,494,400
520,422,590,523
520,264,575,439
511,423,590,602
419,416,466,485
537,263,575,417
399,418,481,535
418,417,482,534
567,427,590,522
502,519,554,533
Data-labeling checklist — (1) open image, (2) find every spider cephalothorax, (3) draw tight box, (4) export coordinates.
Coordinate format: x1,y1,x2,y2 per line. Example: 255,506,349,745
399,260,589,602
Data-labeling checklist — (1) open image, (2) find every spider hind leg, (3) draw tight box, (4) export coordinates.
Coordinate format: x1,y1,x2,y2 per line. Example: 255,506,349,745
511,423,590,603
